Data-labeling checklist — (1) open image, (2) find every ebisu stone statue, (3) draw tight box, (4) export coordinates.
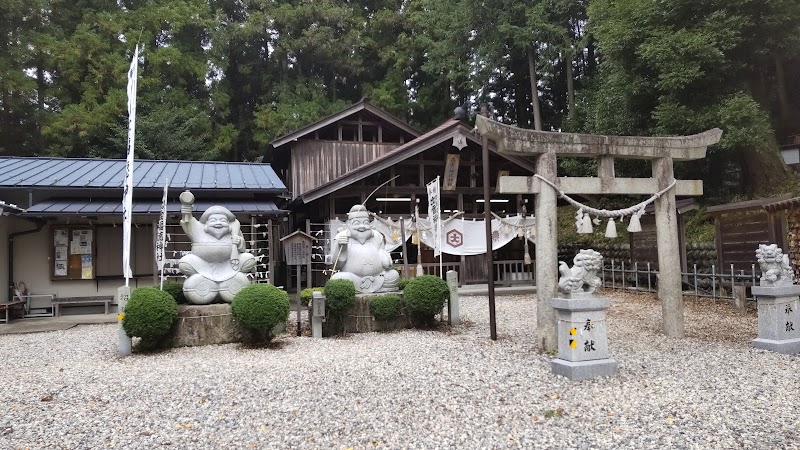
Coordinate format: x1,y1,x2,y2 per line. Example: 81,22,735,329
331,204,400,293
755,243,794,287
178,191,255,304
557,249,604,295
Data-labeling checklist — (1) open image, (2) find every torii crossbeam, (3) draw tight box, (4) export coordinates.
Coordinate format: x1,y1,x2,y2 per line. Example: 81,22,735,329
475,115,722,351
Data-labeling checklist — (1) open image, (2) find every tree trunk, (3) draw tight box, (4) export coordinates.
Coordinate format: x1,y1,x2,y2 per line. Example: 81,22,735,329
527,45,542,131
566,53,574,114
36,52,45,111
586,36,596,76
774,54,791,122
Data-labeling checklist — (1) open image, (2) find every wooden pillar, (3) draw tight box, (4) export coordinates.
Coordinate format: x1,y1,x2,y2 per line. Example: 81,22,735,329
536,150,558,352
305,219,312,288
652,157,684,338
267,218,274,284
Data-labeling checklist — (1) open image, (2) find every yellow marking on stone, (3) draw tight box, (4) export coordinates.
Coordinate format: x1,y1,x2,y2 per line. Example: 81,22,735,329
569,327,577,335
569,339,577,349
117,313,125,321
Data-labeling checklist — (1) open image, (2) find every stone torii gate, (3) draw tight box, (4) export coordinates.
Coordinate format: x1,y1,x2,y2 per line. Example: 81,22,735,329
475,115,722,352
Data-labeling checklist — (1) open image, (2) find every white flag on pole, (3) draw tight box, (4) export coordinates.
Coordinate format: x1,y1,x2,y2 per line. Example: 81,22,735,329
426,176,441,257
156,178,169,289
122,45,139,284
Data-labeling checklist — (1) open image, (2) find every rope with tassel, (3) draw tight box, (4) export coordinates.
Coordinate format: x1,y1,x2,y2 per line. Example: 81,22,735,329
533,174,677,237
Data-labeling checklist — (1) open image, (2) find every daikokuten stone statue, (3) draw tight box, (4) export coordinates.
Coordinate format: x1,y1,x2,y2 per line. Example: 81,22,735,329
331,205,400,293
178,191,255,304
557,249,604,295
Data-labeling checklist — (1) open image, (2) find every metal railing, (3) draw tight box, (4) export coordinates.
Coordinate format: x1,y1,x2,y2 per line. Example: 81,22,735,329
601,260,759,303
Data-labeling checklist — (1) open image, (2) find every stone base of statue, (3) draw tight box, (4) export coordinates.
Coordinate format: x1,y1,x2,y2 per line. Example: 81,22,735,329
751,284,800,354
170,304,285,347
550,294,618,381
322,293,410,336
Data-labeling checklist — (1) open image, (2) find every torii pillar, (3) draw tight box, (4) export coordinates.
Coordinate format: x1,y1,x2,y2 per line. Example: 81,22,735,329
476,116,721,351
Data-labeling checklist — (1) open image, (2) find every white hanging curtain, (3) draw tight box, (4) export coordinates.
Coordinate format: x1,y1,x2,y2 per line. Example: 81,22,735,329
323,214,535,261
416,215,535,256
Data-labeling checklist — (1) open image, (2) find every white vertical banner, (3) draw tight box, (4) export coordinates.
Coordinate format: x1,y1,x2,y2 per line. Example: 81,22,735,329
156,178,169,290
122,45,139,286
426,176,441,257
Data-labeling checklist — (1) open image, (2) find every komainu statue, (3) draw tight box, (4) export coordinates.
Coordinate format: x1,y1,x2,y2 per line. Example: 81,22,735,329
755,244,794,287
558,249,604,295
331,205,400,293
178,191,255,304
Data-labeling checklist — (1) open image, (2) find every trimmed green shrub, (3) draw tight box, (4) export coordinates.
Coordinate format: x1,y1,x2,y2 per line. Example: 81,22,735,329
397,278,410,291
369,294,401,321
300,287,325,307
404,275,449,326
161,281,188,304
123,287,178,351
231,284,290,344
323,279,356,317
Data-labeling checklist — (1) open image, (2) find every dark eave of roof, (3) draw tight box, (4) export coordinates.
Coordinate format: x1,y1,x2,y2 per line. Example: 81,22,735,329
0,157,287,193
269,100,421,148
299,119,538,204
763,196,800,211
706,195,794,214
24,198,287,217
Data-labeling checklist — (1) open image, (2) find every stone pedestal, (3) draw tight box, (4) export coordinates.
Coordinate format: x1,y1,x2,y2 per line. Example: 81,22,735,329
172,304,240,347
550,294,618,380
171,304,286,347
322,293,410,336
751,285,800,354
446,270,460,325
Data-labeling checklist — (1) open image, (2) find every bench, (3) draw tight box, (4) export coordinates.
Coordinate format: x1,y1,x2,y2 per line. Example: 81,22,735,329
0,300,26,324
52,296,114,316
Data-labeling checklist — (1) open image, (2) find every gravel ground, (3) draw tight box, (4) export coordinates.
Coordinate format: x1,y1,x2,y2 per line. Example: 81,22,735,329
1,291,798,449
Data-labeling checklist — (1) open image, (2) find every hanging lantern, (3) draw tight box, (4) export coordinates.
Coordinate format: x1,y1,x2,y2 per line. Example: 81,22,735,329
627,210,643,233
577,213,593,234
605,218,618,238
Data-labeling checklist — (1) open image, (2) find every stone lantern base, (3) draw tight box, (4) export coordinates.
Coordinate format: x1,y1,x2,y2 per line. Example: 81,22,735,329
751,285,800,354
550,294,618,381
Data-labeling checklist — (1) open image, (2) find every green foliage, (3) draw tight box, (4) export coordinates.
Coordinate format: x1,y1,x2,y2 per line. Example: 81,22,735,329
397,278,410,291
403,275,448,325
161,281,187,305
231,284,290,344
581,0,800,201
300,287,325,307
122,287,178,351
323,279,356,317
369,294,401,321
683,209,716,245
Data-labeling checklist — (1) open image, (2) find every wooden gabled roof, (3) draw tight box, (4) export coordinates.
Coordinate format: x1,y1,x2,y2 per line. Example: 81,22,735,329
299,119,538,204
270,100,420,148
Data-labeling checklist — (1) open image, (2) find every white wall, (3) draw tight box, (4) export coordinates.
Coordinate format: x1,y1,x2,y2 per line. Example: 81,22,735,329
13,225,155,300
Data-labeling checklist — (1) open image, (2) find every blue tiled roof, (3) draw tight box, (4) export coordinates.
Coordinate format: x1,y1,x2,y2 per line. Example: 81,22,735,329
25,198,283,216
0,157,286,192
